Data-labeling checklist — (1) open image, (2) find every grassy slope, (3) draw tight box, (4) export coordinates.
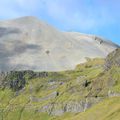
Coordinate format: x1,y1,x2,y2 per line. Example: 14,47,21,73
0,58,120,120
61,97,120,120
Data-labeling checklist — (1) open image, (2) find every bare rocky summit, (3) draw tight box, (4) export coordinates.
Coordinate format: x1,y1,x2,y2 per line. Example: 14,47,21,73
0,16,119,71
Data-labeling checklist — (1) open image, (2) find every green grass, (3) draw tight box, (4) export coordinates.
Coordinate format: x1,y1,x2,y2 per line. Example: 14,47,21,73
68,97,120,120
0,58,120,120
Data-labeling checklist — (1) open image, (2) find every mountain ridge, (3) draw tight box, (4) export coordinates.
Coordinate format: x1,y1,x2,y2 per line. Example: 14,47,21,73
0,16,119,72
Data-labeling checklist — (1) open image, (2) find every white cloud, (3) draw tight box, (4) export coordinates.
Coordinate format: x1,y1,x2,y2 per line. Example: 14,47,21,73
0,0,119,31
38,0,116,31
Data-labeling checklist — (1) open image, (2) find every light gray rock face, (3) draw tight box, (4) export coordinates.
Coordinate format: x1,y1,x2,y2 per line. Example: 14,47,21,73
105,48,120,70
108,91,120,97
37,97,102,116
0,16,119,71
30,91,59,102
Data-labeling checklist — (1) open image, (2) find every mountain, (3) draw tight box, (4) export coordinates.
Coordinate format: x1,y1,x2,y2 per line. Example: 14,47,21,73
68,48,120,120
0,16,119,71
0,48,120,120
0,16,120,120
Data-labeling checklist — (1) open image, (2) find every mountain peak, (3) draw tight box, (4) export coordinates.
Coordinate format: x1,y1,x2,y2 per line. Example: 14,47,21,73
14,16,39,21
10,16,44,25
0,17,119,71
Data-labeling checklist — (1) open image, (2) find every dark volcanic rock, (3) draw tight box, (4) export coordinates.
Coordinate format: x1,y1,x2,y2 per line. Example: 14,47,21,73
0,70,48,91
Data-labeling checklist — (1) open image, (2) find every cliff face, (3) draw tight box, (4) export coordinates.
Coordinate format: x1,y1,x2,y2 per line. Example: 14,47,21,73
105,48,120,70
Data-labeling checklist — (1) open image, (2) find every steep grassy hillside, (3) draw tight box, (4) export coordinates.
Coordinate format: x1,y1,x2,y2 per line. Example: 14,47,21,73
0,49,120,120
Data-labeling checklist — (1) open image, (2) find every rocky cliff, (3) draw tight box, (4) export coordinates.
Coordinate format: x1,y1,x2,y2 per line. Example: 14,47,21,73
105,48,120,70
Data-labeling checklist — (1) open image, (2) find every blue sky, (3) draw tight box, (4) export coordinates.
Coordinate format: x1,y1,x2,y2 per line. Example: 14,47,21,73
0,0,120,45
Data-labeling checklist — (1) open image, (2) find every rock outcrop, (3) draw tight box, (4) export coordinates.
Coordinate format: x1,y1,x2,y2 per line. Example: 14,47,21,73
0,71,48,91
37,97,102,116
105,48,120,70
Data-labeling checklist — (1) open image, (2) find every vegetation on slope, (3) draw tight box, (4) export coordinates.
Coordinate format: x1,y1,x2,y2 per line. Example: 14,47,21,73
0,48,120,120
63,97,120,120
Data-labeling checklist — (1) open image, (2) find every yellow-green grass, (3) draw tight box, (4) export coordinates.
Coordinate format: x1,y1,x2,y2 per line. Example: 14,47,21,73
1,58,120,120
68,97,120,120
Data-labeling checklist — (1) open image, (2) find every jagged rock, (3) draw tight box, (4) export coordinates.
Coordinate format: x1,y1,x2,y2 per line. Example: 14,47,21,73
0,70,49,91
30,91,59,102
0,72,8,87
82,80,91,87
94,36,103,44
8,71,26,91
105,48,120,70
37,97,102,116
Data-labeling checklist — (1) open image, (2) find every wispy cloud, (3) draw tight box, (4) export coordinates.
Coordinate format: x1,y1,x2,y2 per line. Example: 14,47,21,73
0,0,118,29
0,0,120,44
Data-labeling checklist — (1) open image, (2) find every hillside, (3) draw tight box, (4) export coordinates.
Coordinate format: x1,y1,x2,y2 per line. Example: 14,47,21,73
0,16,120,120
0,48,120,120
0,16,119,71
